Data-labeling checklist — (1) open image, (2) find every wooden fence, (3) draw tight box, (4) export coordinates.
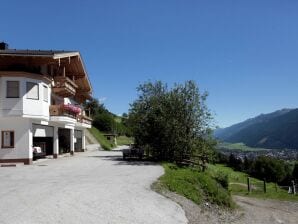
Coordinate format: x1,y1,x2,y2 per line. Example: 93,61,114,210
246,177,297,195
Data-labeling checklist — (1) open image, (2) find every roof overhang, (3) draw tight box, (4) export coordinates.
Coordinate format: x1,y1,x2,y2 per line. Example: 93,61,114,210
0,49,93,97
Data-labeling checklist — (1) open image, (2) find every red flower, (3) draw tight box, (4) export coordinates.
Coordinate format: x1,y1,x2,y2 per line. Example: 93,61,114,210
62,104,81,115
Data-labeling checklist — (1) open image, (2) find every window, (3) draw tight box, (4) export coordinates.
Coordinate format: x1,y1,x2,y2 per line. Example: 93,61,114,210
43,85,48,102
6,81,19,98
26,82,39,100
1,131,14,148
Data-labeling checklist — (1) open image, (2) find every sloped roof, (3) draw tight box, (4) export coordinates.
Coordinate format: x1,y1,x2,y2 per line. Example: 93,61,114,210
0,48,92,94
0,49,79,58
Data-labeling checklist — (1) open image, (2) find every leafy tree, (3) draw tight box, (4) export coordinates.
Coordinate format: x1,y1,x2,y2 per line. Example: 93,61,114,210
128,80,214,163
228,154,243,171
92,113,115,133
293,162,298,181
84,97,131,135
83,97,107,117
252,156,287,183
215,152,229,164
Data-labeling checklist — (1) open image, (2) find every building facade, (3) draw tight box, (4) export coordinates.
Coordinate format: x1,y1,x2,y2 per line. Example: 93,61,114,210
0,43,92,164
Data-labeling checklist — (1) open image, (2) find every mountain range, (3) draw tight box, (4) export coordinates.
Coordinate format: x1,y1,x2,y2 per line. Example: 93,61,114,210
214,108,298,150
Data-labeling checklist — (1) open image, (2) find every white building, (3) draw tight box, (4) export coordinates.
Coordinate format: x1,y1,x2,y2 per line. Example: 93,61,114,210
0,42,92,165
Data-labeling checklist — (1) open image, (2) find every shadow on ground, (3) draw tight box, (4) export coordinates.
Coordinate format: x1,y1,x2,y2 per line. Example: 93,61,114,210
88,155,158,166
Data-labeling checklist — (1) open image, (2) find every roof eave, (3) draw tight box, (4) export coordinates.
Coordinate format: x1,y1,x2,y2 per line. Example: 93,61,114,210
52,52,80,59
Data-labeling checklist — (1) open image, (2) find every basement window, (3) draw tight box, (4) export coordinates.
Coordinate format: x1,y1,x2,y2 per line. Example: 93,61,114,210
1,131,15,148
26,82,39,100
6,81,20,98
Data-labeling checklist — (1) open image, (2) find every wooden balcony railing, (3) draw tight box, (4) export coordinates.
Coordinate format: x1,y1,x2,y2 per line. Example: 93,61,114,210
50,105,92,125
52,76,78,97
77,114,92,125
49,104,80,119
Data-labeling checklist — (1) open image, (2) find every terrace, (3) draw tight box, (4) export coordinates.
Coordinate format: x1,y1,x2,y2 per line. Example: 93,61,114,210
49,104,92,126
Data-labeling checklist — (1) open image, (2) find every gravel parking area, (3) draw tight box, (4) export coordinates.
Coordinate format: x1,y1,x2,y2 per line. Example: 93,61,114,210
0,150,187,224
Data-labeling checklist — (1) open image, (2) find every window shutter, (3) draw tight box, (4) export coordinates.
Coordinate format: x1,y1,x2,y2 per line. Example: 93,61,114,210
7,81,20,98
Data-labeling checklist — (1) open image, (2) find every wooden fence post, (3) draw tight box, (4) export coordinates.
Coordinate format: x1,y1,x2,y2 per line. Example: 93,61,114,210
292,180,296,195
247,177,251,193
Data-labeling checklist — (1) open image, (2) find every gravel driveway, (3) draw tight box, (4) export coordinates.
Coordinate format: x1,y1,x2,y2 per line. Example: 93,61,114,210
0,150,187,224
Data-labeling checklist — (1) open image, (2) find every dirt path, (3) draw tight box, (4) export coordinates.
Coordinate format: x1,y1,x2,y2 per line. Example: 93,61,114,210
157,190,298,224
230,182,257,190
233,196,298,224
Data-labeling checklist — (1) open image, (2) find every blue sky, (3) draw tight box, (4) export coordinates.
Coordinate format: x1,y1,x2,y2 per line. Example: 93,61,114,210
1,0,298,127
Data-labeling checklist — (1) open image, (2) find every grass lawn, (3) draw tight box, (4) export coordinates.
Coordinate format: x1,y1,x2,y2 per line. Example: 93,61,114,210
89,127,116,150
117,135,134,146
155,163,234,207
217,142,268,152
208,164,298,201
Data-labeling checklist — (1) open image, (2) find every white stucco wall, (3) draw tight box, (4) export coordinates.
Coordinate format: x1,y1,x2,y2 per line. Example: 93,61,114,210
0,74,89,163
0,76,51,119
0,117,32,160
23,78,50,119
0,77,23,116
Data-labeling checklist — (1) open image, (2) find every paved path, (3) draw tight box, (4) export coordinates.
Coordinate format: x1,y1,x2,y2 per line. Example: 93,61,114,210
0,150,187,224
85,143,101,151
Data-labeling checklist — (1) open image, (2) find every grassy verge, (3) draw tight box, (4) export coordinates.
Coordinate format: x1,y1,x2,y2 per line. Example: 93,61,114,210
217,142,268,152
117,135,134,146
89,127,116,150
208,164,298,201
155,163,234,207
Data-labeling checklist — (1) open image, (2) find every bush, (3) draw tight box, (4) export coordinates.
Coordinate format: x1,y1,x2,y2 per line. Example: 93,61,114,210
292,163,298,181
197,172,233,207
214,171,229,190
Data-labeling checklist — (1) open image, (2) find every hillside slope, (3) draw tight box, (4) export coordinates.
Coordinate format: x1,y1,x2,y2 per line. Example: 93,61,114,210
215,108,298,149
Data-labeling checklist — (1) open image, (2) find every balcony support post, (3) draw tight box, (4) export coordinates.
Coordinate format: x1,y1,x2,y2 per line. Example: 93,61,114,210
70,128,75,156
53,126,59,159
63,66,66,77
82,129,86,151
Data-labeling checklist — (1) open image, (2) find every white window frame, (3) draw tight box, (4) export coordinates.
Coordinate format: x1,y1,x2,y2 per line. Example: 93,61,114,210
26,82,39,100
43,85,49,102
1,130,15,148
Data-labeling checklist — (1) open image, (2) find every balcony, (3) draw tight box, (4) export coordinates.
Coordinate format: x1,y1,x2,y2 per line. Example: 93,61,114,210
77,114,92,126
52,76,78,97
49,104,81,119
49,104,92,128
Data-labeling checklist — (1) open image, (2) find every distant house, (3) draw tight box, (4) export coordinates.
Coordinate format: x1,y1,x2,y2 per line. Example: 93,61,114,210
0,42,92,164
